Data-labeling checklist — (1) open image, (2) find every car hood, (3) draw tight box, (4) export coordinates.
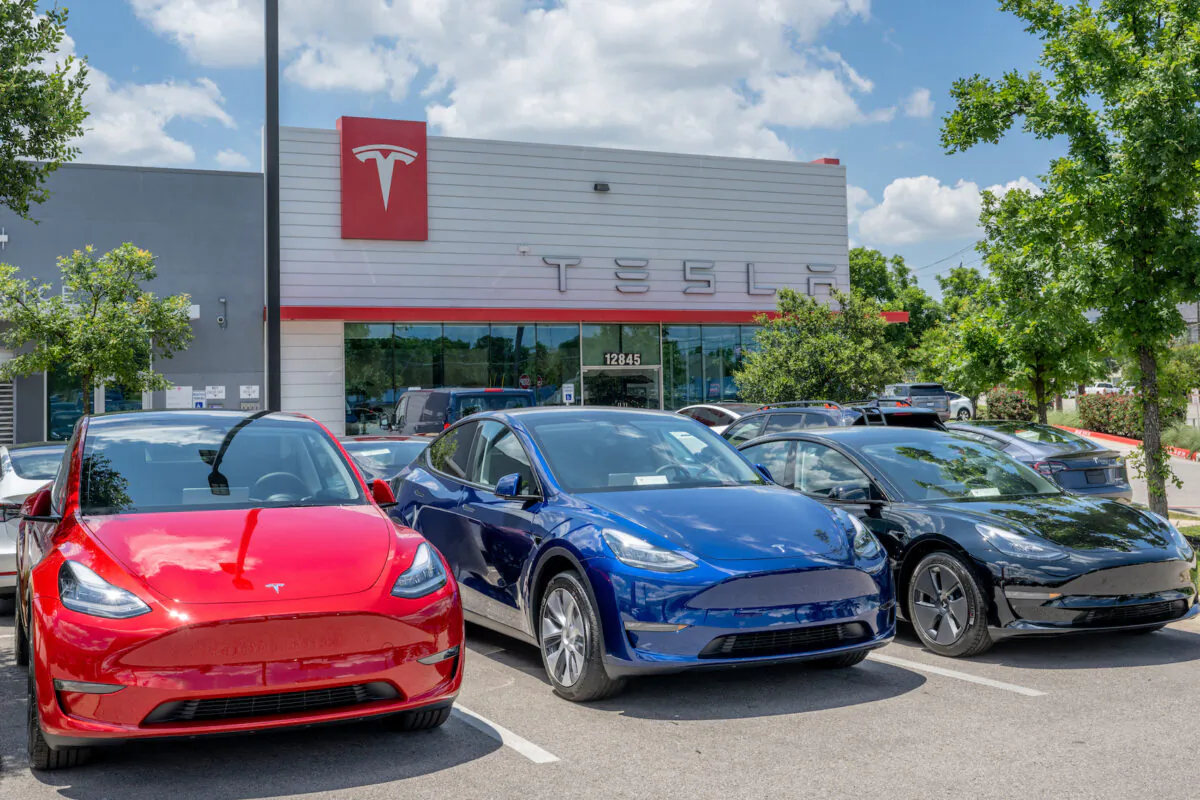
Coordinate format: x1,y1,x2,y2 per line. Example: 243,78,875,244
924,494,1174,553
83,505,393,604
578,485,852,562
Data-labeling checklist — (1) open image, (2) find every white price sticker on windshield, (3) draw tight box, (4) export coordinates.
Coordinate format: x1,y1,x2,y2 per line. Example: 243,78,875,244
669,431,707,453
969,487,1001,497
635,475,670,486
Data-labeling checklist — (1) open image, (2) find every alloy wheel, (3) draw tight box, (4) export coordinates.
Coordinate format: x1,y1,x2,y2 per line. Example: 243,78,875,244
957,409,971,420
541,587,587,687
912,564,969,646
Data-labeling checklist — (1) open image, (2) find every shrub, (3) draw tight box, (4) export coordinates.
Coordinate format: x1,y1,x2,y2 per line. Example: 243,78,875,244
1078,393,1142,438
984,387,1034,420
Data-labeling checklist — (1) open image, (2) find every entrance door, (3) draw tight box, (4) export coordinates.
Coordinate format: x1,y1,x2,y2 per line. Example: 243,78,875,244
582,367,661,409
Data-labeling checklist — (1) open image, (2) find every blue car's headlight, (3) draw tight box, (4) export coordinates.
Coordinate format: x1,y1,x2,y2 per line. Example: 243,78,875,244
1144,511,1195,558
977,524,1068,561
391,542,448,597
602,529,696,572
832,508,882,560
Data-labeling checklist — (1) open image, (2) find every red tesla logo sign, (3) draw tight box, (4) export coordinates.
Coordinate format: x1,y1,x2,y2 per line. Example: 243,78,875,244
338,117,428,241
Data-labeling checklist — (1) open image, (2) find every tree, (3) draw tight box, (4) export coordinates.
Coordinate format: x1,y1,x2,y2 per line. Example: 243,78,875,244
0,244,194,412
735,288,900,404
936,265,986,320
0,2,88,220
919,293,1007,410
850,247,942,370
941,1,1200,514
977,189,1100,423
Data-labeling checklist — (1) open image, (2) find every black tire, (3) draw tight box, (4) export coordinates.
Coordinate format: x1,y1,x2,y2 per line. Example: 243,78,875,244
14,600,29,667
384,705,452,732
811,649,869,669
907,552,993,658
957,408,972,421
27,627,91,770
537,571,625,702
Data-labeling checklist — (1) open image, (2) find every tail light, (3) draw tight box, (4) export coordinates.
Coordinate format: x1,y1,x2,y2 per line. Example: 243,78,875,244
443,422,451,430
1034,461,1068,477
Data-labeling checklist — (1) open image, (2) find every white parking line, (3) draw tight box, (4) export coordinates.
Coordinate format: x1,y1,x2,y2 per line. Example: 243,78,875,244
869,653,1045,697
452,705,560,764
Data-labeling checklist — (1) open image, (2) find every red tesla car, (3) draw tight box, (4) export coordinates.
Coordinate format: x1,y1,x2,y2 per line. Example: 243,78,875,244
15,410,463,770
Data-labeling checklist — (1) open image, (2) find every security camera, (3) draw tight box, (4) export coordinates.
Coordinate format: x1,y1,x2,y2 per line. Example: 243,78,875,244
215,314,226,327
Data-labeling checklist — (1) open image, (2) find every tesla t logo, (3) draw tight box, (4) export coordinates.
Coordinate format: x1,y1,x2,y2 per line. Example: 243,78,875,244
353,145,419,211
266,583,285,594
338,117,428,241
772,544,787,553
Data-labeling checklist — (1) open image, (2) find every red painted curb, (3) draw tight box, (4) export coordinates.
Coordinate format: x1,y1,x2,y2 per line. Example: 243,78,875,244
1054,426,1200,462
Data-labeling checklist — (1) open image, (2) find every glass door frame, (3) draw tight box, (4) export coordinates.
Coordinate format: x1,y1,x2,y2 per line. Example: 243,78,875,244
579,364,663,409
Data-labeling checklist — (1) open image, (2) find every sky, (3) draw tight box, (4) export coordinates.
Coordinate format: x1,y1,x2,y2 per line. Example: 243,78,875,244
51,0,1067,294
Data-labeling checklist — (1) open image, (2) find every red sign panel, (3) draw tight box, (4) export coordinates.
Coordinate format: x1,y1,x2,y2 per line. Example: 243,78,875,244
338,117,428,241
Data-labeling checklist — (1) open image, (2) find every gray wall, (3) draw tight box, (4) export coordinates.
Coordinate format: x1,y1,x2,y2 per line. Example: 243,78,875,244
0,163,264,442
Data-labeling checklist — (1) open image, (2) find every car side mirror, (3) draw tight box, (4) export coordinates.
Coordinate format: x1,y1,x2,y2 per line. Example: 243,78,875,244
495,473,538,501
754,464,775,484
22,487,60,523
370,479,397,509
829,485,884,504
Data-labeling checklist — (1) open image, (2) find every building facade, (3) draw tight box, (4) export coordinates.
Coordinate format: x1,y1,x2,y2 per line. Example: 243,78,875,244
279,118,854,435
0,164,264,443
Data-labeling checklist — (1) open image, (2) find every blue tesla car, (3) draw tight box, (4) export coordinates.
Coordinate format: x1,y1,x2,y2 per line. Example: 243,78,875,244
390,407,895,701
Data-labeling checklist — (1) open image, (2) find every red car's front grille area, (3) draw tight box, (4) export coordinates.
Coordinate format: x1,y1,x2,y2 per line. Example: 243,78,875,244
144,682,399,725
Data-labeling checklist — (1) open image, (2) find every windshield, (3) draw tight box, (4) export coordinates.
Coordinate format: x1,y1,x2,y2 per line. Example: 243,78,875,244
10,447,65,480
983,423,1093,447
454,393,533,417
859,438,1061,501
908,386,946,397
342,440,428,472
523,412,764,493
80,415,366,515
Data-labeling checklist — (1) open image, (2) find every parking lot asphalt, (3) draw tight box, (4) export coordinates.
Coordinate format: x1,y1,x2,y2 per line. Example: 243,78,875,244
4,613,1200,800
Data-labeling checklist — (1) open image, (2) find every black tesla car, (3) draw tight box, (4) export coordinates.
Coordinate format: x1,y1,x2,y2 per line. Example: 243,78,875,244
738,427,1198,657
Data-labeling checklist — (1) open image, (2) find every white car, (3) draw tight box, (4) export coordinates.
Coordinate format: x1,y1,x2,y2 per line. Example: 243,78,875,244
1084,381,1119,395
677,403,759,435
0,442,64,602
946,391,975,421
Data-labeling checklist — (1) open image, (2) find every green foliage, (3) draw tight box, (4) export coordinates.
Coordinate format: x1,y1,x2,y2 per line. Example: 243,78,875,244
936,266,986,320
850,247,942,369
984,387,1034,421
941,0,1200,512
0,243,194,410
1078,394,1143,439
1163,424,1200,454
918,288,1006,405
0,2,89,219
735,288,900,404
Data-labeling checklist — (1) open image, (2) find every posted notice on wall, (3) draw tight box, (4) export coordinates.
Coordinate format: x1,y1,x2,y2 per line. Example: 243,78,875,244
191,390,206,408
562,383,576,404
205,385,226,400
165,386,193,409
240,384,260,400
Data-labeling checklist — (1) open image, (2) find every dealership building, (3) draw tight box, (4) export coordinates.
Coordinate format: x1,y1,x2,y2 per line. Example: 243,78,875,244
0,117,858,442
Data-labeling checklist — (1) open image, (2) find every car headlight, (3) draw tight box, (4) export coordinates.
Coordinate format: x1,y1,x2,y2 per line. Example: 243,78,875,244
977,524,1068,561
832,508,882,560
602,529,696,572
391,542,448,598
58,561,151,619
1144,511,1195,558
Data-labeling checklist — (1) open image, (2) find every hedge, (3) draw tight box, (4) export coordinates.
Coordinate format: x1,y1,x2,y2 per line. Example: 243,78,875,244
984,387,1035,421
1078,393,1142,438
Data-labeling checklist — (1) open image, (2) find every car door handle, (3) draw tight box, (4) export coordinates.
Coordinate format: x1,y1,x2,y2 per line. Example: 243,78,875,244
413,488,426,498
463,505,475,513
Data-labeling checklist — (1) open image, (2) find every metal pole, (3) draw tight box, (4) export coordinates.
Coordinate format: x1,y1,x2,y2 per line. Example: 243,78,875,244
265,0,281,411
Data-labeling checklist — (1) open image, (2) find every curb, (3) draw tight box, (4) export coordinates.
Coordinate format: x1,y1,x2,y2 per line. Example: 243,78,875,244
1054,425,1200,462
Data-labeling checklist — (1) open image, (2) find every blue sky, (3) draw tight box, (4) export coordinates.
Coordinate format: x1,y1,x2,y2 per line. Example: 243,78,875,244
57,1,1067,294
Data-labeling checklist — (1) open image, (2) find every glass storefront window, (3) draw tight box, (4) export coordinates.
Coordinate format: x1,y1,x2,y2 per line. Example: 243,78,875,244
394,324,441,390
345,323,394,434
703,326,741,402
47,367,87,441
487,324,536,389
533,324,581,405
663,325,702,409
581,324,661,366
442,324,490,387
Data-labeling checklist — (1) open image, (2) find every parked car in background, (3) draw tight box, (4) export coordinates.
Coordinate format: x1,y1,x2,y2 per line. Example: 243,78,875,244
1083,381,1119,395
676,402,758,434
17,411,463,770
883,383,951,420
946,421,1131,502
0,443,65,604
721,401,944,445
946,391,974,421
389,388,536,434
392,407,895,701
341,435,432,482
737,427,1196,657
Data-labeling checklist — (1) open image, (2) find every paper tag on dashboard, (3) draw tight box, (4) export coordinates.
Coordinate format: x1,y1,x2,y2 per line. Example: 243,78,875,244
969,487,1001,497
635,475,670,486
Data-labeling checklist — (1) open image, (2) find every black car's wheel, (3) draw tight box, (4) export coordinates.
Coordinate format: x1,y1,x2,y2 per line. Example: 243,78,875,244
908,552,993,658
384,704,452,732
538,572,625,702
811,650,869,669
956,408,972,420
27,628,90,770
14,600,29,667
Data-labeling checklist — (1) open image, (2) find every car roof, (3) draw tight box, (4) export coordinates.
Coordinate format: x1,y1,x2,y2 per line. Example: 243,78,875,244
8,441,63,451
340,434,428,442
84,410,312,430
486,406,678,424
404,387,533,394
750,426,953,446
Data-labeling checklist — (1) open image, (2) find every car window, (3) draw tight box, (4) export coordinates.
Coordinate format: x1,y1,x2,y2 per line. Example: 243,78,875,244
427,421,480,481
50,436,76,514
472,420,537,492
742,439,794,488
686,407,722,427
724,416,767,444
882,412,944,429
795,442,872,497
454,393,533,418
763,414,815,434
342,440,428,473
951,430,1003,449
859,438,1059,501
9,447,66,480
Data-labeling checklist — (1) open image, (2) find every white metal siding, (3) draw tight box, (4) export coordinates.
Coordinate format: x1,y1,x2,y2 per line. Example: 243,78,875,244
281,320,344,435
280,127,849,312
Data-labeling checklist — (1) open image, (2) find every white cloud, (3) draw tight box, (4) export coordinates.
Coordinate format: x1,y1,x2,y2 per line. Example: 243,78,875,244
846,184,874,226
215,148,252,169
51,31,237,166
903,87,934,118
130,0,894,160
855,175,1039,245
985,176,1042,197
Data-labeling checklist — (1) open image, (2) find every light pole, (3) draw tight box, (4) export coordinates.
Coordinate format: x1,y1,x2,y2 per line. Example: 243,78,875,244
265,0,281,411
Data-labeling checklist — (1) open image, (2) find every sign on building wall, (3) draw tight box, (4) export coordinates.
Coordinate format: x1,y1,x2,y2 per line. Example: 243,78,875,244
338,117,428,241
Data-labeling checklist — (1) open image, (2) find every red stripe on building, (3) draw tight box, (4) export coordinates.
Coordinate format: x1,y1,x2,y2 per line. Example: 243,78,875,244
280,306,911,324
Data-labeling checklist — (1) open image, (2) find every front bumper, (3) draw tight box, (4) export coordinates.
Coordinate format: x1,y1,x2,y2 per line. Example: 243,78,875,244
32,594,464,746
